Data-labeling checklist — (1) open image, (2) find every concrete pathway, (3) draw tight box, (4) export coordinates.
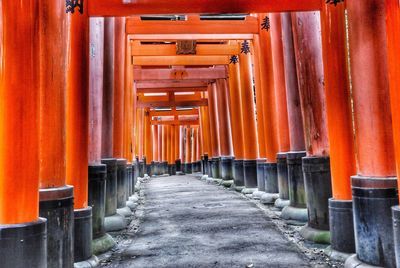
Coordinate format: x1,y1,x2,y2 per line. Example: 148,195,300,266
110,175,312,268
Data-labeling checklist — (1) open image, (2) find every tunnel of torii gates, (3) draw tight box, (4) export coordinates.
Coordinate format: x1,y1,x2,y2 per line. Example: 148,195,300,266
3,0,400,267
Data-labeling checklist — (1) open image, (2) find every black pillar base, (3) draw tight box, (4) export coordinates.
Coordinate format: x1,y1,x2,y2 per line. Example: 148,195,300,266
116,159,128,209
265,162,279,194
203,155,209,175
146,164,151,176
74,207,94,263
127,163,134,197
171,164,176,175
329,199,355,254
233,160,245,188
133,161,139,185
281,151,308,223
88,164,107,240
162,161,168,174
191,162,197,173
0,218,47,268
175,159,182,172
351,176,398,268
302,156,332,233
139,160,145,177
221,156,234,181
39,185,74,268
211,157,221,179
243,159,257,188
151,162,157,177
277,152,290,200
101,159,117,218
168,164,173,175
392,206,400,267
257,159,266,192
187,162,193,174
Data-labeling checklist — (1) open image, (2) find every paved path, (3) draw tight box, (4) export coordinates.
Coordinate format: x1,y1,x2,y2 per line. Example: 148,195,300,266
112,175,312,268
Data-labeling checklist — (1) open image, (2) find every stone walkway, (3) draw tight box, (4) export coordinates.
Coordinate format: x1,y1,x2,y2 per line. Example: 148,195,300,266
107,175,312,268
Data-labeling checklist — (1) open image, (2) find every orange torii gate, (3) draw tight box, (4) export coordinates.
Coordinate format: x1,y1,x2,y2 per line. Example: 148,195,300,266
5,1,400,268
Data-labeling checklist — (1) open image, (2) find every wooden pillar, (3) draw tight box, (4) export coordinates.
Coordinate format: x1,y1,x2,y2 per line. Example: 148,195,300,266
113,17,125,159
162,125,168,162
207,84,221,158
200,99,212,157
281,13,305,152
291,11,331,242
144,108,153,164
123,42,135,163
0,2,46,266
386,2,400,266
159,125,163,162
270,14,290,155
185,127,192,164
319,1,357,255
239,43,259,189
138,108,144,160
101,18,115,159
39,2,73,266
346,1,397,266
174,124,180,162
153,125,159,163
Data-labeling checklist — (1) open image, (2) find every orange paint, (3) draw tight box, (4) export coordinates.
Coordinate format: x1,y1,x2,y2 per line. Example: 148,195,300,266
39,0,69,188
89,18,105,164
0,1,40,224
256,15,279,162
144,108,153,163
321,3,356,200
239,47,259,160
138,108,144,159
158,125,163,162
228,63,245,160
281,13,306,151
66,9,89,209
270,13,290,154
113,17,126,158
252,36,267,158
199,103,212,157
291,12,330,157
175,125,180,161
152,125,159,162
124,38,134,162
162,125,168,162
207,84,221,158
185,127,192,164
347,0,396,176
386,0,400,197
191,127,198,163
101,18,115,159
88,0,322,17
216,79,234,157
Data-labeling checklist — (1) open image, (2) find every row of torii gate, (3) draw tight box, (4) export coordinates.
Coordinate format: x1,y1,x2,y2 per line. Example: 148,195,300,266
2,1,400,268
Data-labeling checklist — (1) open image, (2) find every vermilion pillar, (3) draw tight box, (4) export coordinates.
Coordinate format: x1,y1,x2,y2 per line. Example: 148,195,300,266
280,13,308,224
174,124,181,171
161,125,168,174
208,83,221,179
386,1,400,266
152,124,159,174
346,1,397,266
291,12,331,243
228,62,245,190
191,127,197,171
38,2,73,266
0,2,46,267
66,8,98,265
101,18,115,159
216,78,234,184
269,13,291,208
113,17,126,159
184,126,193,174
144,108,153,174
239,45,259,192
88,18,118,251
200,103,211,175
320,2,357,255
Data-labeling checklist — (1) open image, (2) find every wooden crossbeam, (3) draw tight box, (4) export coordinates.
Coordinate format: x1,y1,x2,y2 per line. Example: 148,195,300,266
137,99,208,108
150,109,199,117
137,87,207,93
136,81,209,89
131,42,240,56
126,16,259,35
133,67,227,81
132,55,230,66
88,0,322,17
130,34,254,41
151,119,200,126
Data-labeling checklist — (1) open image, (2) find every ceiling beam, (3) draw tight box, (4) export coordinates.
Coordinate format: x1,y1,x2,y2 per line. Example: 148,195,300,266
126,16,259,35
137,87,207,93
130,34,254,41
137,99,208,108
131,42,240,56
151,119,200,126
150,109,199,117
136,81,209,89
133,67,227,81
88,0,322,17
132,55,230,66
